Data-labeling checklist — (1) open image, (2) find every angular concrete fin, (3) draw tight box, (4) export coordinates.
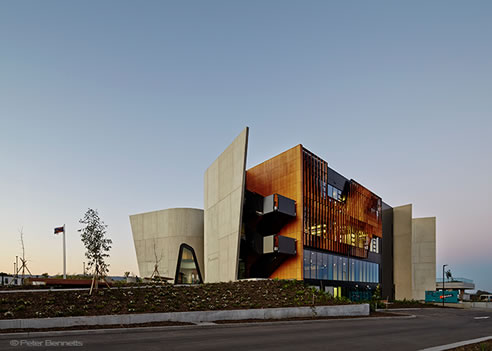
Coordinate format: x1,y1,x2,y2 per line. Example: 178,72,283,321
204,127,249,282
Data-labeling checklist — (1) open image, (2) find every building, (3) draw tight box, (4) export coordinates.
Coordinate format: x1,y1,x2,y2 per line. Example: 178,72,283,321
0,273,25,286
436,277,475,300
130,127,436,300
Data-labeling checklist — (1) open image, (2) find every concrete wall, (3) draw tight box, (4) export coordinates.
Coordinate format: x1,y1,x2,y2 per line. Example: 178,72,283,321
412,217,436,300
462,302,492,309
393,204,413,300
204,127,249,282
393,204,437,301
130,208,204,282
0,304,369,330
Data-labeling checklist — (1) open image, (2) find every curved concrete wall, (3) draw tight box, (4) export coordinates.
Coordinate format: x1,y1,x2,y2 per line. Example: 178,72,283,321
130,208,204,282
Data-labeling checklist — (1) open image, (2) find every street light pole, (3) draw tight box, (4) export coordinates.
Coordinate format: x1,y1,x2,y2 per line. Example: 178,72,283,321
63,224,66,279
442,264,448,307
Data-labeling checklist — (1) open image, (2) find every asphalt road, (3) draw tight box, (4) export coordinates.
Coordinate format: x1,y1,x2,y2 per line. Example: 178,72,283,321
1,309,491,351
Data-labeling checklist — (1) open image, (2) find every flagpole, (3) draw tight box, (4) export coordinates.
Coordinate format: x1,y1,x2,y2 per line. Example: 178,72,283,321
63,224,66,279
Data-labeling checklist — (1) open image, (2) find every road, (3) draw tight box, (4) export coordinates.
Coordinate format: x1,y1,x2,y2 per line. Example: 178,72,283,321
0,309,491,350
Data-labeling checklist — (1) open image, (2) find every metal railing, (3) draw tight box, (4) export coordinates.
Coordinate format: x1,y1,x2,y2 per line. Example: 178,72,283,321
436,277,474,284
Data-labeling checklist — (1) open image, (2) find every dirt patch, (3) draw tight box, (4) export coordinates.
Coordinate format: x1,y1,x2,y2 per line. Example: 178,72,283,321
0,280,351,320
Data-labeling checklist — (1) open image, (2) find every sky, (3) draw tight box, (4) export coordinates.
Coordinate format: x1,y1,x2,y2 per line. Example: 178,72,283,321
0,1,491,291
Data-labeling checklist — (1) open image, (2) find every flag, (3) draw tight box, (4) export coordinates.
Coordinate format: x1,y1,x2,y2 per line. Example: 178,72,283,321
54,226,64,235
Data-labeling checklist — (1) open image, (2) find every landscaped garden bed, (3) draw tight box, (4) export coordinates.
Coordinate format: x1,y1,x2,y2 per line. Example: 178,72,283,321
0,280,351,320
448,340,492,351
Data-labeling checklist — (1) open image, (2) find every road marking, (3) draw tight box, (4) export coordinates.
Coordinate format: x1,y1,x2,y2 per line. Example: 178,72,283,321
474,316,490,320
419,336,492,351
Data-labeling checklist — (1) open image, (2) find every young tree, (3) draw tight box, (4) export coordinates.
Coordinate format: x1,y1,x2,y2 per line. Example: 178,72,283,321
78,208,112,294
9,227,33,286
150,238,163,282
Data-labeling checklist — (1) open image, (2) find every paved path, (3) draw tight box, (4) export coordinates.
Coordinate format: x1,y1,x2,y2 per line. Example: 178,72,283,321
1,309,491,350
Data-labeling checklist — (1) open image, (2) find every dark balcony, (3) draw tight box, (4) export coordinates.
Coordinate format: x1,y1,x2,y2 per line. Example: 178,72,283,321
262,194,296,217
257,194,296,236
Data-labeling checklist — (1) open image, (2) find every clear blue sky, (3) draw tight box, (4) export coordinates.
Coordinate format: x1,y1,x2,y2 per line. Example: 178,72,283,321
1,1,491,291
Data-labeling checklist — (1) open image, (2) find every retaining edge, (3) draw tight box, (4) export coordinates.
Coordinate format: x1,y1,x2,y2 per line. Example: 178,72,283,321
0,304,369,330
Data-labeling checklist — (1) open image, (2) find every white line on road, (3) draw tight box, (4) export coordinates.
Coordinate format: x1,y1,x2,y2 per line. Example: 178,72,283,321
474,316,490,320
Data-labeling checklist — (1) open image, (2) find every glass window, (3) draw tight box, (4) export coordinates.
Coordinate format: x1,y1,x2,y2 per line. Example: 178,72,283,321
175,245,202,284
358,260,362,282
369,263,374,283
310,251,316,279
355,260,359,282
326,255,333,280
316,252,323,280
342,257,348,281
369,262,372,283
376,264,379,283
362,261,366,282
359,261,363,282
370,238,380,254
304,250,310,279
350,259,355,282
322,253,328,280
338,257,343,281
332,256,338,281
332,187,338,199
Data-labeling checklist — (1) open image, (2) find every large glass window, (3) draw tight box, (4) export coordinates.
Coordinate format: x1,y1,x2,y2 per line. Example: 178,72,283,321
302,249,379,283
175,244,202,284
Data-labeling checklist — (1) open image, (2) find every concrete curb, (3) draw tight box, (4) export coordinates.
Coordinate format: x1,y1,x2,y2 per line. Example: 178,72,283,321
0,304,369,330
463,302,492,309
418,336,492,351
0,312,414,339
